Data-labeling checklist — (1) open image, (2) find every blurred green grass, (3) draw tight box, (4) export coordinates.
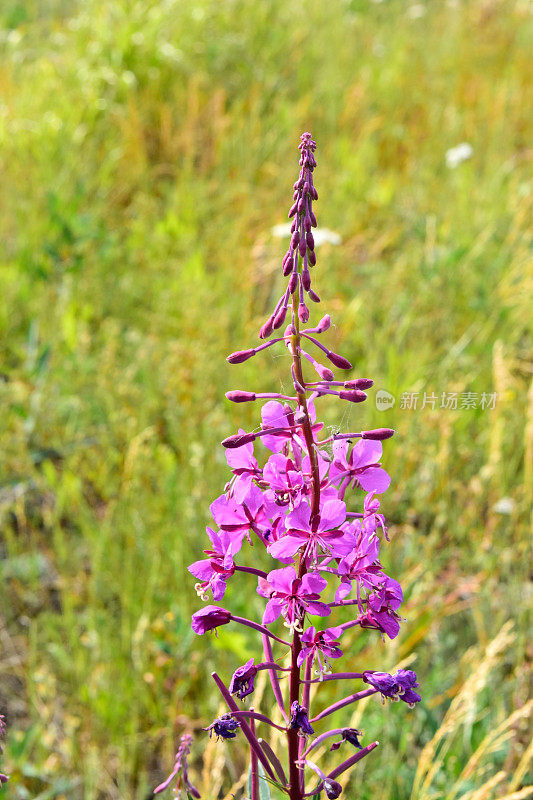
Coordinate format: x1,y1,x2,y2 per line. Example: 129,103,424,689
0,0,531,798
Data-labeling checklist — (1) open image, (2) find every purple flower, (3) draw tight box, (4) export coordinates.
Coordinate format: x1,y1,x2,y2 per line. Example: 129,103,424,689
191,605,231,635
225,431,261,503
257,566,330,628
364,576,403,639
188,527,245,601
335,529,382,603
297,626,344,672
289,701,314,735
363,669,421,706
330,728,364,751
210,484,270,543
205,714,241,740
362,492,387,538
229,658,258,700
267,498,353,563
262,453,305,510
329,439,391,497
260,400,322,453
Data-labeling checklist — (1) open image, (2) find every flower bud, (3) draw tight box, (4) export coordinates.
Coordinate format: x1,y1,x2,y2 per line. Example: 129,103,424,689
288,201,298,218
308,289,320,303
324,779,342,799
339,390,367,403
299,237,307,257
227,349,255,364
345,378,373,390
315,314,331,332
306,231,315,249
225,391,256,403
291,231,300,248
222,432,256,448
302,268,311,291
298,303,310,323
308,249,317,266
316,364,335,382
326,351,352,370
362,428,395,440
288,272,298,294
310,210,317,227
273,305,288,329
259,316,274,339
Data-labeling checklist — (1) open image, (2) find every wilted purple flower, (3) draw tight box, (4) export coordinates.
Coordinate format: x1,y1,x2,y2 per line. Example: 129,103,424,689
363,670,421,707
229,658,258,700
297,626,344,673
330,728,364,751
154,733,200,798
364,576,404,639
289,702,314,736
324,778,343,798
257,566,330,628
191,605,231,635
205,714,241,740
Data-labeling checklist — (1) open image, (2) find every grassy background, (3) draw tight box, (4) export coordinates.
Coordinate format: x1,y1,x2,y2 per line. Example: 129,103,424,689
0,0,531,798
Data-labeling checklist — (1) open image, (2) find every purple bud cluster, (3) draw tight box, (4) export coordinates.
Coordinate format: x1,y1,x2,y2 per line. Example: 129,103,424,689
159,133,420,800
260,133,319,338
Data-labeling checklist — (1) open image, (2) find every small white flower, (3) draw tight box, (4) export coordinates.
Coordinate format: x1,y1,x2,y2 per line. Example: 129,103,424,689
492,497,515,515
445,142,473,169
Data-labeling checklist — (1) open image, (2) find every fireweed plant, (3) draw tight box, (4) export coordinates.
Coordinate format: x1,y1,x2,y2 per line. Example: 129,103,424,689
156,133,421,800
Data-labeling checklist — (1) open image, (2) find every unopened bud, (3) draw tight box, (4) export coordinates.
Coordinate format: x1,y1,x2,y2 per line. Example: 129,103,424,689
316,315,331,333
302,269,311,291
339,390,367,403
225,391,256,403
298,303,310,323
362,428,395,440
299,237,307,257
227,349,255,364
324,778,342,799
308,289,320,303
288,272,298,294
317,365,335,381
345,378,373,390
291,231,300,248
222,432,256,448
288,201,298,218
306,231,315,249
259,317,274,339
327,351,352,370
273,305,288,329
310,210,317,227
308,250,317,267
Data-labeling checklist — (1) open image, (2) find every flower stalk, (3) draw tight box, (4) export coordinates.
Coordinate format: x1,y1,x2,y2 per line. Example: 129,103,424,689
157,133,420,799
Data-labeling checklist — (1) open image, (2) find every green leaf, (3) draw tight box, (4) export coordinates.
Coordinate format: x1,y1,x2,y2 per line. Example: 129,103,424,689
247,762,271,800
